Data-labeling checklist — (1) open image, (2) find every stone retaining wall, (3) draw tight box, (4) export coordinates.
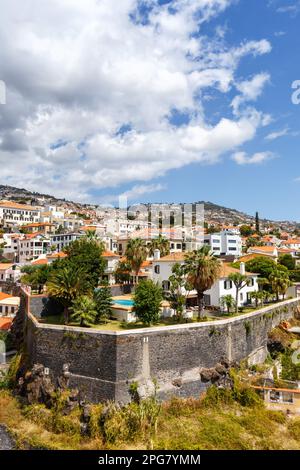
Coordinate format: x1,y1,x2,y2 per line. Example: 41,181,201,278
22,290,299,403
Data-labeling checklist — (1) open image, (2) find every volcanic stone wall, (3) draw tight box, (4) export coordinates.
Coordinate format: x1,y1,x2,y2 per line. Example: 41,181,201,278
22,290,299,403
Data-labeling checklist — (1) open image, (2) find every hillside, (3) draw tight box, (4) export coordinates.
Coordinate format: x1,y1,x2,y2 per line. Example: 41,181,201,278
0,184,297,229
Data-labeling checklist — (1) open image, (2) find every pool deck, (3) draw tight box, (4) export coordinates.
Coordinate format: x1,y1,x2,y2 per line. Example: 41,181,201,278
112,295,170,311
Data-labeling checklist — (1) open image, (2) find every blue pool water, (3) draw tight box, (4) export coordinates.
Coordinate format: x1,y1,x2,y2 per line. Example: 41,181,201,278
113,299,134,307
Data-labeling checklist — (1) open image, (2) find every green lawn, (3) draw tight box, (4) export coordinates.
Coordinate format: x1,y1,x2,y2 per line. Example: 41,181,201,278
38,314,218,331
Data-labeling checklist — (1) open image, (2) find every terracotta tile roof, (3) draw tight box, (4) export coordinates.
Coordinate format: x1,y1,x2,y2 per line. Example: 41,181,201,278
0,292,12,301
23,232,45,239
159,252,186,262
249,246,277,253
31,258,48,265
47,252,67,259
283,239,300,245
218,263,254,278
0,318,13,331
102,251,120,258
239,253,268,263
0,200,38,211
23,222,54,228
0,263,13,270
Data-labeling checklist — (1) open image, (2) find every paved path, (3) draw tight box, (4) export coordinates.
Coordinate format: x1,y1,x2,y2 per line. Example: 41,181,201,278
0,425,15,450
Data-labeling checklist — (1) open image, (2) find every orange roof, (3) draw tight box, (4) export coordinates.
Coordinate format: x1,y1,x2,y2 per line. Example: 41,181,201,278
219,263,254,278
80,226,97,232
0,317,13,331
23,232,45,239
283,239,300,245
0,292,12,301
47,252,67,259
23,222,54,228
0,200,38,211
159,252,186,262
278,248,296,254
239,253,269,263
0,263,13,270
32,258,48,265
249,246,277,253
141,260,152,268
102,251,119,258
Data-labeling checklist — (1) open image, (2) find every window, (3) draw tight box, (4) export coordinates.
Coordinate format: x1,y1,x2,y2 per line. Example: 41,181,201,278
212,239,220,244
224,280,232,290
248,278,255,287
240,293,243,301
228,239,237,244
228,247,237,251
162,280,170,291
154,265,160,274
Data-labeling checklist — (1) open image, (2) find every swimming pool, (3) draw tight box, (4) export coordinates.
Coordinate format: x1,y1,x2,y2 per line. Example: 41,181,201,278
113,299,134,307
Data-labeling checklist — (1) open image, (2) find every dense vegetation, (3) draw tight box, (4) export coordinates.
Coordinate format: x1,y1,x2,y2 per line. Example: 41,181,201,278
0,379,299,450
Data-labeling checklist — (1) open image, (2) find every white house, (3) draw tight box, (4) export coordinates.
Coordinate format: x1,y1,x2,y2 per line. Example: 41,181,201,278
0,263,21,283
152,251,258,308
204,230,242,257
0,292,20,317
101,251,120,285
17,234,50,263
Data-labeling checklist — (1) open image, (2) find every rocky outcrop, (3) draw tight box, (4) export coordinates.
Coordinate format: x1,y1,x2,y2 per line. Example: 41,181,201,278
200,359,236,389
16,363,79,409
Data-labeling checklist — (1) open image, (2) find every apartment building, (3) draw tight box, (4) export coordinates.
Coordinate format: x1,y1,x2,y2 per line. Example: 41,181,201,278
204,230,242,257
17,234,50,263
49,232,82,252
0,201,40,227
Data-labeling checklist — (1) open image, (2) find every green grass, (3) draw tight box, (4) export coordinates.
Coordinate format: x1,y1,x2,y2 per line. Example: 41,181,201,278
38,315,218,331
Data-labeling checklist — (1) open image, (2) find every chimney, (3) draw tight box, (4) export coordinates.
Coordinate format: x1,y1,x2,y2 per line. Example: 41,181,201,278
154,249,160,261
240,262,245,275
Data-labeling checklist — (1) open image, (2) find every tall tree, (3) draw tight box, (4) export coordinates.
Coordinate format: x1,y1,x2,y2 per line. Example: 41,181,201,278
228,273,251,314
269,270,291,301
125,238,147,284
255,211,260,234
168,262,191,320
133,279,163,326
148,234,170,258
63,237,105,288
94,286,113,323
47,266,89,324
184,246,221,320
114,260,132,284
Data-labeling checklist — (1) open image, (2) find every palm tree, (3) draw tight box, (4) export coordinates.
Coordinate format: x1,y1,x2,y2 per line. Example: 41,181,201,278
148,234,170,258
184,246,221,320
269,270,291,301
85,229,99,241
220,295,236,315
47,266,89,324
228,273,251,314
70,295,97,327
125,238,148,284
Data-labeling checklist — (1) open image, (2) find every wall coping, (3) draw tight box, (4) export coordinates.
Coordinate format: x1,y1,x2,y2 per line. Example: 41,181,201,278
23,288,299,337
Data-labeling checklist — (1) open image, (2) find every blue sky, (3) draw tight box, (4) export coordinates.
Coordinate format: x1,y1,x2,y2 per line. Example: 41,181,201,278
120,0,300,221
0,0,300,220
